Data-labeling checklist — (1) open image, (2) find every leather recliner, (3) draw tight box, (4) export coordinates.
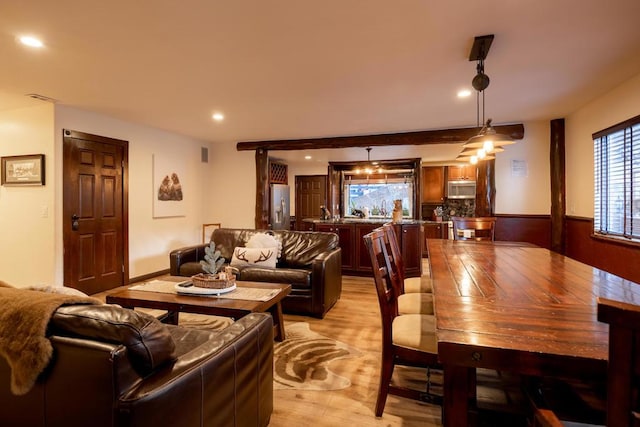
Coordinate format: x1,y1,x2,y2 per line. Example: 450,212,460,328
0,304,274,427
170,228,342,318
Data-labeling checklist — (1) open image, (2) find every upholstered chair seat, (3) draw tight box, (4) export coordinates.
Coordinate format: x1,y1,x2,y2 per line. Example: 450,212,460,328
397,293,434,316
392,314,437,352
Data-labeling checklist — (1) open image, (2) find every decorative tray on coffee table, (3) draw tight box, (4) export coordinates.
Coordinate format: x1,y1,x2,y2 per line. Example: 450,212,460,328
174,282,236,295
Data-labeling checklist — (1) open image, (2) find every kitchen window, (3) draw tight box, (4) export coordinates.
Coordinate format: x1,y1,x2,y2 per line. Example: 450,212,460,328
593,114,640,241
343,176,413,219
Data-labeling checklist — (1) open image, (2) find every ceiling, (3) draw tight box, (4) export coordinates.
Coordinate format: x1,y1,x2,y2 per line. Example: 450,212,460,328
2,1,640,164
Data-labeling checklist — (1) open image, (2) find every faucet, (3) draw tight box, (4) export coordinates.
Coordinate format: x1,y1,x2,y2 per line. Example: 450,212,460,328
380,200,387,217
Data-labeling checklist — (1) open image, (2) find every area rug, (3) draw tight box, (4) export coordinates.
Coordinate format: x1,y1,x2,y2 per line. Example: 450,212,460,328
274,322,362,391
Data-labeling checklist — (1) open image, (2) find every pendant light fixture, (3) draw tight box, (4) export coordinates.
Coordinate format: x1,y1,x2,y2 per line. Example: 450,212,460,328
354,147,383,175
457,34,515,165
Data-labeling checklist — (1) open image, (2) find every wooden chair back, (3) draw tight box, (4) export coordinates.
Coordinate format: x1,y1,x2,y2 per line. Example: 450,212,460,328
451,216,496,241
598,297,640,427
381,224,406,294
363,228,399,337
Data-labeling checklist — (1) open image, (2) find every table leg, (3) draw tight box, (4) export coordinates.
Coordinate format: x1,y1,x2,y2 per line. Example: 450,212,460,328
269,301,286,342
443,364,475,427
158,310,179,325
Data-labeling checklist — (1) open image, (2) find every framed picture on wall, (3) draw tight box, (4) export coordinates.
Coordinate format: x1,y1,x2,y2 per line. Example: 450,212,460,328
152,154,186,218
1,154,45,186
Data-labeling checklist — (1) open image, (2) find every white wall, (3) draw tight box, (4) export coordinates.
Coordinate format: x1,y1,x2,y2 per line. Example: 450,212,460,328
0,104,55,287
495,120,551,215
205,141,256,228
566,72,640,218
54,106,212,282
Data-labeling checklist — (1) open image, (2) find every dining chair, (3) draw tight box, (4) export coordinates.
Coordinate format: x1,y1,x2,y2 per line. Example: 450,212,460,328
451,216,496,241
363,228,441,417
598,297,640,427
381,224,434,315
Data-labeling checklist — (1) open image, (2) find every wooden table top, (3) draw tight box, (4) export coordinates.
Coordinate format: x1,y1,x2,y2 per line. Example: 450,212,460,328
105,278,291,315
427,239,640,375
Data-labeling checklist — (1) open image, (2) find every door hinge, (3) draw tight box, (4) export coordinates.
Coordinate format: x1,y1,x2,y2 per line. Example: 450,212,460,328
122,264,125,273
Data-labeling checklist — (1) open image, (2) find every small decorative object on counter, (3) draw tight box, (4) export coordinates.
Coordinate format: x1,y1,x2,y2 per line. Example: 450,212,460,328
433,206,444,222
392,199,403,223
320,205,332,220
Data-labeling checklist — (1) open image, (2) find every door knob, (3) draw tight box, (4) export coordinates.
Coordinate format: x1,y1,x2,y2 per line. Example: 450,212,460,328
71,214,79,231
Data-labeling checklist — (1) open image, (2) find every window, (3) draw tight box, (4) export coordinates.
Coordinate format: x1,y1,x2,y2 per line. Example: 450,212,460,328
593,114,640,241
343,175,413,219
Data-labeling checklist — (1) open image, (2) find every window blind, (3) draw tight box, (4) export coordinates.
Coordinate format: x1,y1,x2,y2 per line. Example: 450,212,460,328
593,115,640,240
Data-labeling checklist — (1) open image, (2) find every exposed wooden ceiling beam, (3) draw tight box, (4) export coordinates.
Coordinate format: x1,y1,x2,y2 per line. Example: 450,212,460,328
236,123,524,151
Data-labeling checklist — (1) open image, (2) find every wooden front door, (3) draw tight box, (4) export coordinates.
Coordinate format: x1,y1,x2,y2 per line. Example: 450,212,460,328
63,130,128,294
295,175,327,230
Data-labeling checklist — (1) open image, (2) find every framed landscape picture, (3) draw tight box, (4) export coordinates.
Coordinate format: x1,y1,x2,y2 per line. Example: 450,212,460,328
1,154,45,186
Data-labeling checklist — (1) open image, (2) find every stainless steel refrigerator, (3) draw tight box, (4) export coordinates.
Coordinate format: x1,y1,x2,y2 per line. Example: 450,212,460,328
270,184,290,230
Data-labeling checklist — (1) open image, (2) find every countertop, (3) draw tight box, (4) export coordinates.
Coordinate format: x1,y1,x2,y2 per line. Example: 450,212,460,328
302,218,431,225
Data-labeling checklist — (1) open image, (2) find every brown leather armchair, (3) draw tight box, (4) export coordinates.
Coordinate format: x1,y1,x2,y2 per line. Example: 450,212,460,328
0,304,274,427
170,228,342,318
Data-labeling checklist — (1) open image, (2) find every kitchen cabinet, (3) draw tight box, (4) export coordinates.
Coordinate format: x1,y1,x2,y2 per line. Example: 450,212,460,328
313,221,422,277
422,222,448,257
354,223,378,273
315,223,354,270
447,165,476,181
421,166,445,203
393,223,422,277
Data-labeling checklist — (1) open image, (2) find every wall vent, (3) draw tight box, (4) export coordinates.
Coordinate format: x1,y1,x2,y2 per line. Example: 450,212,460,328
25,93,57,103
201,147,209,163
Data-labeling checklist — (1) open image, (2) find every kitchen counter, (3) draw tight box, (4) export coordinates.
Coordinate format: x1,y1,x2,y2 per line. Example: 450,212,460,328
307,219,423,277
303,218,426,225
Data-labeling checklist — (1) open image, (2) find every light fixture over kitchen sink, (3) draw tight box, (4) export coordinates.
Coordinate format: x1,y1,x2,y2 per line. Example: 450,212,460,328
457,34,516,165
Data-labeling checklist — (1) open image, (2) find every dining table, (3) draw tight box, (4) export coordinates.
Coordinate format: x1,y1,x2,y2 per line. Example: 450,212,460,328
427,238,640,427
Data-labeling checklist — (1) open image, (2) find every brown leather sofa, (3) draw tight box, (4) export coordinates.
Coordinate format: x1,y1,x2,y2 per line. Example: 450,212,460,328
0,304,274,427
170,228,342,318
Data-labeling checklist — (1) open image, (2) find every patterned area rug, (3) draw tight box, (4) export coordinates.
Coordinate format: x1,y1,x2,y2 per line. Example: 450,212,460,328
274,322,362,391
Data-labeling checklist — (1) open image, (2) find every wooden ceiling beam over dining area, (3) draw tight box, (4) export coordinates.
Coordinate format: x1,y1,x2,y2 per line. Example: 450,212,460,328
236,123,524,151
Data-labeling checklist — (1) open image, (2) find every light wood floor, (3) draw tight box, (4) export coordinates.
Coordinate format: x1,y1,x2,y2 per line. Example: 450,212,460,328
269,274,443,427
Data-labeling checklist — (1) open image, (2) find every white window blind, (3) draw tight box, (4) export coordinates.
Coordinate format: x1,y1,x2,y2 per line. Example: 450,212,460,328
593,115,640,241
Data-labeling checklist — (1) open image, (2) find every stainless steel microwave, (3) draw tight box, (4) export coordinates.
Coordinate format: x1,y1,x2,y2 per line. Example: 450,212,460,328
447,180,476,199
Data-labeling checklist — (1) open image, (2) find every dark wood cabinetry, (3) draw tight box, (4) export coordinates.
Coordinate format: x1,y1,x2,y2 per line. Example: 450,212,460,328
394,223,422,277
354,223,378,273
421,166,445,203
447,165,476,181
315,223,355,270
423,222,448,257
313,221,422,277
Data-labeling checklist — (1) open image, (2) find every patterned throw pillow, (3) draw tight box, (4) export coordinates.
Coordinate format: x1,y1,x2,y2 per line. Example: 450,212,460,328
230,247,277,268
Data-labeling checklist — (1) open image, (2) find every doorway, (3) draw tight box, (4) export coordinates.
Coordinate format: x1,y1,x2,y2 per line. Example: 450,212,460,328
62,129,129,294
295,175,327,231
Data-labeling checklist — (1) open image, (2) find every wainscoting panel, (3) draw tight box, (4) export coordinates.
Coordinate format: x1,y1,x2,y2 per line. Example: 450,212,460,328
495,214,551,249
565,216,640,284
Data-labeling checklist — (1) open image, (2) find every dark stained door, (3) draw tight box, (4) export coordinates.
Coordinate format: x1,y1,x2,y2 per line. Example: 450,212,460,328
63,130,128,294
295,175,327,231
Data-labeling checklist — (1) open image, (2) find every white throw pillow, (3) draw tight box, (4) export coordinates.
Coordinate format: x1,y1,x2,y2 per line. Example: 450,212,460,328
230,247,278,268
246,233,283,259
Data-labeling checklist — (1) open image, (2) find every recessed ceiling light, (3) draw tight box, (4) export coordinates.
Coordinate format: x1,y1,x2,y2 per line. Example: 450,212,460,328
304,155,312,160
457,89,472,98
19,36,44,48
212,113,224,122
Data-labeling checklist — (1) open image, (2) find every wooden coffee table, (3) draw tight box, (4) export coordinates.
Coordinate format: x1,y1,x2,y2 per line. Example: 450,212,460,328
105,277,291,341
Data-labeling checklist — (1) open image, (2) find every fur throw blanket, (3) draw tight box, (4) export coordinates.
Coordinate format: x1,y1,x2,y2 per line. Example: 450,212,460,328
0,281,100,395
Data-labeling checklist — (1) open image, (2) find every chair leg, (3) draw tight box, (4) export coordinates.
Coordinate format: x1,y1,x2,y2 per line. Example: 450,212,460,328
375,349,395,417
